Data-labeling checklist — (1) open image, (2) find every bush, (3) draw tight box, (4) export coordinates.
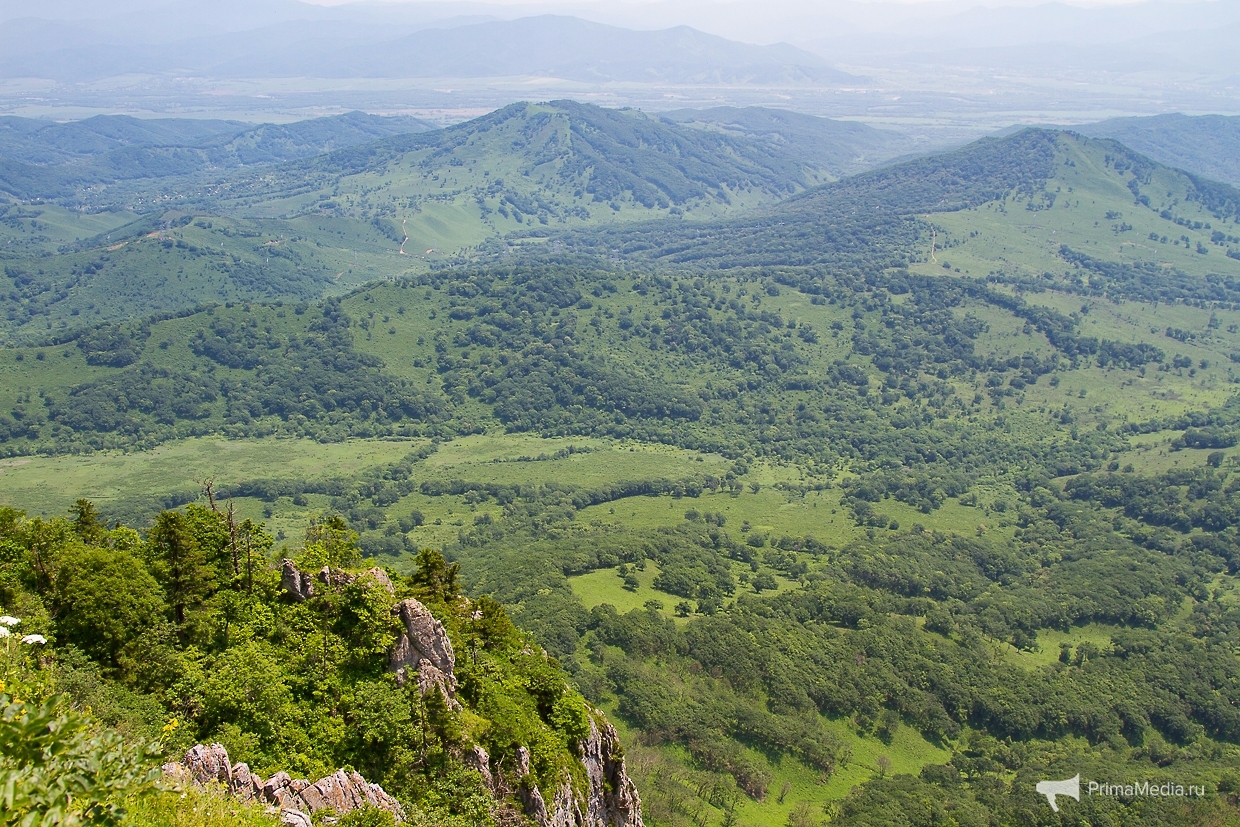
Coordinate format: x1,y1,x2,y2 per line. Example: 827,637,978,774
52,546,166,667
0,693,160,827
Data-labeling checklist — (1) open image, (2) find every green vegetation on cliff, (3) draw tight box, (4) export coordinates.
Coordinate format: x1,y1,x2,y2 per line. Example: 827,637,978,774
0,502,619,826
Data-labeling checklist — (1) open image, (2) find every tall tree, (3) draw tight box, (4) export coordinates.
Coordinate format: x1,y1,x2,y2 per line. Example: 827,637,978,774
69,499,107,545
146,510,211,627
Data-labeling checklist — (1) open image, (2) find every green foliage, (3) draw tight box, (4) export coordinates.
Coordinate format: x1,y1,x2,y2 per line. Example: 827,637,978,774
52,546,166,668
0,503,609,824
0,693,159,827
297,516,362,570
121,785,282,827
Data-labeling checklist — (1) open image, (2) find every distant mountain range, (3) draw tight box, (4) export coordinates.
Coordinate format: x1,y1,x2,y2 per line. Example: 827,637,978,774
0,3,859,86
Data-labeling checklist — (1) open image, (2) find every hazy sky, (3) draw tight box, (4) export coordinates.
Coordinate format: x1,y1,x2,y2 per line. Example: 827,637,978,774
300,0,1169,6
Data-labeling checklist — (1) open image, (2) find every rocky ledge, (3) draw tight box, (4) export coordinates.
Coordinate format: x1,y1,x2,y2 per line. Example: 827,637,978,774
164,743,404,826
272,562,646,827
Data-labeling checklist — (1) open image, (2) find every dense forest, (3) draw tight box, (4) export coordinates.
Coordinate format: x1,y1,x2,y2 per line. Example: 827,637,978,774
5,114,1240,826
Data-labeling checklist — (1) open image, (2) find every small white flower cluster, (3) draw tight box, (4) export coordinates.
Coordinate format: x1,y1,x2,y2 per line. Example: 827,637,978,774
0,615,45,646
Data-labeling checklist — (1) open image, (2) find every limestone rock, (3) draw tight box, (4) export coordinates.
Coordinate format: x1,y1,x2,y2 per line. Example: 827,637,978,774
183,743,232,786
280,812,312,827
231,762,263,803
510,715,644,827
161,762,190,784
519,780,550,827
280,560,315,602
466,745,495,793
299,769,404,816
390,598,456,698
360,566,395,594
280,561,395,603
166,745,404,823
579,718,644,827
514,746,532,780
262,772,302,810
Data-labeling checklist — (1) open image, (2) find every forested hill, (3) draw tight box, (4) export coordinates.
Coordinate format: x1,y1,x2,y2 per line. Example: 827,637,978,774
214,100,831,220
0,111,436,200
0,102,887,342
1078,113,1240,189
554,127,1240,275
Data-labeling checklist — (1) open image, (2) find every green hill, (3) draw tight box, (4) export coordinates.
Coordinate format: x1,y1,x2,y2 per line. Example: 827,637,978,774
6,123,1240,826
0,209,419,343
560,128,1240,283
1077,113,1240,188
212,101,827,225
0,111,436,200
0,113,246,164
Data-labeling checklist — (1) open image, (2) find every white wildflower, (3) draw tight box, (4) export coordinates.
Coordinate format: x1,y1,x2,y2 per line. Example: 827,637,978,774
0,627,9,638
21,634,46,645
0,616,19,627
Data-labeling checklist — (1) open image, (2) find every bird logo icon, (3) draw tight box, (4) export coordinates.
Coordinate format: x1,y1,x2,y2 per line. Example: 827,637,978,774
1035,775,1080,812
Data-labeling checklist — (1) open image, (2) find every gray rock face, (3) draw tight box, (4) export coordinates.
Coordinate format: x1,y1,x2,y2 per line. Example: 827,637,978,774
166,744,405,823
279,559,315,602
579,718,643,827
390,597,458,703
183,743,232,786
232,762,263,803
499,715,644,827
280,561,395,603
466,745,495,794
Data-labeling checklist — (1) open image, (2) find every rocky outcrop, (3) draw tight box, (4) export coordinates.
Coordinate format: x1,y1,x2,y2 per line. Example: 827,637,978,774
476,717,642,827
265,575,644,827
280,560,395,603
279,559,316,602
579,718,643,827
164,744,404,824
389,597,459,707
465,745,495,794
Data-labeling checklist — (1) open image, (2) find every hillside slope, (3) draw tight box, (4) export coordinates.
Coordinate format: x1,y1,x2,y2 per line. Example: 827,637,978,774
560,128,1240,284
1,100,860,341
0,111,435,199
0,506,645,827
1076,113,1240,188
660,106,919,178
215,100,827,222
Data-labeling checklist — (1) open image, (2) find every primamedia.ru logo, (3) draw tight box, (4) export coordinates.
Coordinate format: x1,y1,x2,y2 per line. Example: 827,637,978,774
1036,774,1205,812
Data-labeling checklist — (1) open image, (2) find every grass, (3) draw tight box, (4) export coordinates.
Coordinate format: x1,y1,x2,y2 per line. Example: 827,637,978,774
571,562,684,617
0,200,135,256
123,787,280,827
913,133,1240,285
1008,623,1125,669
0,436,409,519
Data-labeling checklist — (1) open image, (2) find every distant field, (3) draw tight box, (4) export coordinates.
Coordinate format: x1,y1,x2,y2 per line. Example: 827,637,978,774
0,436,408,516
